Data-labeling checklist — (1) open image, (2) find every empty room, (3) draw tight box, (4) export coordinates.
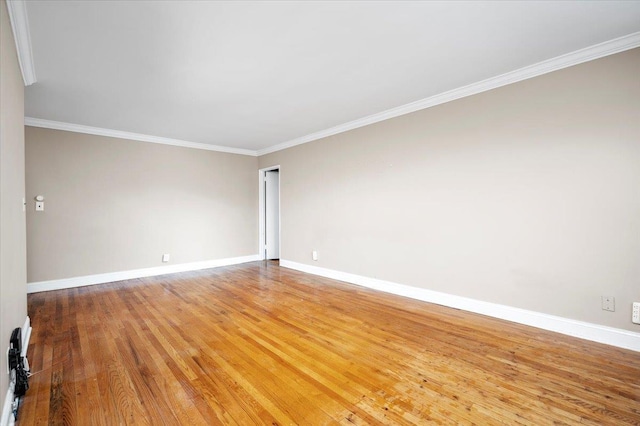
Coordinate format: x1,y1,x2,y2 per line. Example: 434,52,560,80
1,0,640,424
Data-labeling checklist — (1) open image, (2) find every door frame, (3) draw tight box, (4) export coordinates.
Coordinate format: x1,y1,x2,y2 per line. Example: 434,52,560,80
258,165,281,260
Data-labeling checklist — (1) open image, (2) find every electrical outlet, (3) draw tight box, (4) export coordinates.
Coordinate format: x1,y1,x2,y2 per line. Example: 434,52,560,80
162,254,170,263
312,250,318,261
601,296,615,312
632,302,640,324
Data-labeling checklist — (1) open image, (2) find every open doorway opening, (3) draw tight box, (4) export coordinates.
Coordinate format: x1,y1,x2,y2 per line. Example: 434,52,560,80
258,166,280,261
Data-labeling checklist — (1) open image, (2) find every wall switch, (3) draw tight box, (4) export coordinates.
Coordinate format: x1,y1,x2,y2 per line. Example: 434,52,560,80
35,201,44,211
312,250,318,261
602,296,615,312
162,254,170,263
633,302,640,324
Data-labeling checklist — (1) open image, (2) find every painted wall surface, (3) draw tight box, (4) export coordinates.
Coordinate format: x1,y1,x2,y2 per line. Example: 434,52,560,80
259,48,640,332
0,0,28,403
26,127,258,282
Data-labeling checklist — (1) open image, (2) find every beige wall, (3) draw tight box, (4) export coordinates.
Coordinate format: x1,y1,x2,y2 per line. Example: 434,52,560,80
260,48,640,332
26,128,258,282
20,46,640,336
1,0,28,401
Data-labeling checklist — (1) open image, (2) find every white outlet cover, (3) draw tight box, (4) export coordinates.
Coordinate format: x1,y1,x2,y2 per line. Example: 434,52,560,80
632,302,640,324
162,254,170,262
601,296,615,312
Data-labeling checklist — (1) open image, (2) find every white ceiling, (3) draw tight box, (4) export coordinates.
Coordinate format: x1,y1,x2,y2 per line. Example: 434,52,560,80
23,1,640,153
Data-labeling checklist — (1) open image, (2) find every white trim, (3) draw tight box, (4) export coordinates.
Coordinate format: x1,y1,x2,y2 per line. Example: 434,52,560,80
280,260,640,352
21,33,640,157
257,31,640,156
258,165,281,260
24,118,257,157
1,316,32,426
27,255,260,293
1,384,15,426
5,0,36,86
20,33,640,157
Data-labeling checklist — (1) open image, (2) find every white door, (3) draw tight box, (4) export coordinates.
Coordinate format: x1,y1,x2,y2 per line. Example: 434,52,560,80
265,170,280,260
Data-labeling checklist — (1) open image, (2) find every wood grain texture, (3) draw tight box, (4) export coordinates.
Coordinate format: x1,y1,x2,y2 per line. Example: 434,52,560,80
20,261,640,425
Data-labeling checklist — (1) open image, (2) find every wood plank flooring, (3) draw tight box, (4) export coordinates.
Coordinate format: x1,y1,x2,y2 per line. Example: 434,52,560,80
20,261,640,425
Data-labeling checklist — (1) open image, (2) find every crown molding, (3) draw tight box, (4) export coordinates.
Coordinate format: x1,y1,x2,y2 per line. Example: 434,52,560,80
24,118,258,156
6,0,36,86
257,31,640,156
22,32,640,157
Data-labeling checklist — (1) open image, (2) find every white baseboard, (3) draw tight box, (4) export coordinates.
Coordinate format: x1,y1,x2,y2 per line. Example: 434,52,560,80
1,316,32,426
0,386,15,426
280,260,640,352
27,255,260,293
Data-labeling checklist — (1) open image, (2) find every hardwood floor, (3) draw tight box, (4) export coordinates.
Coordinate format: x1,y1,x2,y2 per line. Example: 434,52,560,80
20,261,640,425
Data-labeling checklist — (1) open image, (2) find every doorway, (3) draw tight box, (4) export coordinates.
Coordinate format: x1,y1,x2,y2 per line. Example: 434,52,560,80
259,166,280,260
